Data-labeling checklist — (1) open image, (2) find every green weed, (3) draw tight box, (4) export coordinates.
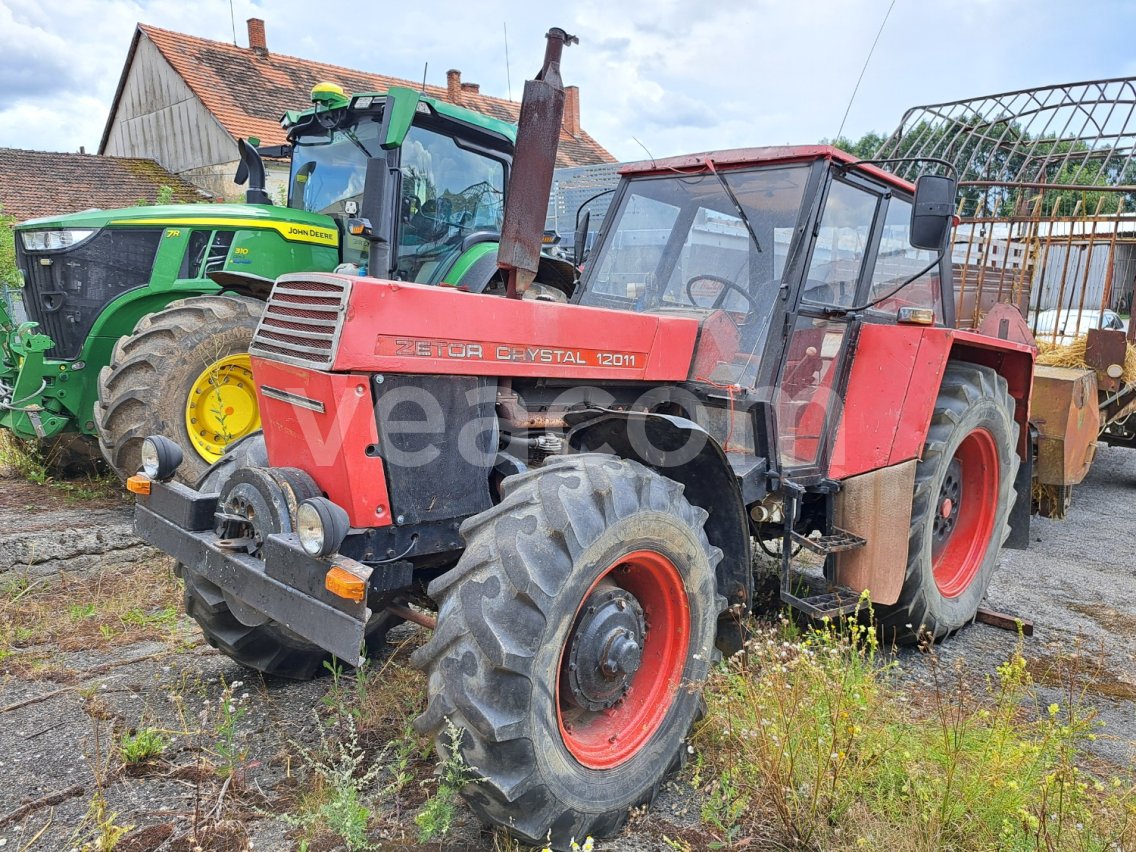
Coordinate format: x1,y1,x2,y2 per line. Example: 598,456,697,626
284,714,382,851
698,613,1136,850
70,602,98,620
0,431,49,482
78,790,133,851
415,719,481,842
119,727,167,763
121,605,178,628
209,677,249,779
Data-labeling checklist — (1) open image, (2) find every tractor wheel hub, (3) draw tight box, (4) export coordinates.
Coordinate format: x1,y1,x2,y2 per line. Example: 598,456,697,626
565,584,646,711
933,458,963,551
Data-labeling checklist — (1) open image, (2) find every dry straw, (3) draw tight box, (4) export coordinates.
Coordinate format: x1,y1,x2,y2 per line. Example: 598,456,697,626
1035,336,1136,385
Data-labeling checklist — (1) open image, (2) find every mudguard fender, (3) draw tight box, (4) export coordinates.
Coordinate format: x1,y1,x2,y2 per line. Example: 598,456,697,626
567,410,752,654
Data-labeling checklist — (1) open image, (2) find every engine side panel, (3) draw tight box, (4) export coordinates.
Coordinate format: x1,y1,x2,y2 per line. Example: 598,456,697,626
332,277,700,380
373,374,497,525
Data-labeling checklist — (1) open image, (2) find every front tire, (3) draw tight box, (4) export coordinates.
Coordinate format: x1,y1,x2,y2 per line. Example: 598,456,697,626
878,362,1019,643
411,454,724,848
95,295,263,483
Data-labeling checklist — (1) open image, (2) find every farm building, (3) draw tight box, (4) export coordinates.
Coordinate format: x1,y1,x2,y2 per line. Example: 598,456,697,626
98,19,615,200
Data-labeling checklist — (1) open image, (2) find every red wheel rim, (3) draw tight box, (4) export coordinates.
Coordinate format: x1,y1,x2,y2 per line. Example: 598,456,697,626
556,550,690,769
932,428,999,598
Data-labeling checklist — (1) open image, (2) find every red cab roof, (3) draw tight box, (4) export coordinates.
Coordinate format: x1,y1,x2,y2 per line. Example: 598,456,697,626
618,145,915,194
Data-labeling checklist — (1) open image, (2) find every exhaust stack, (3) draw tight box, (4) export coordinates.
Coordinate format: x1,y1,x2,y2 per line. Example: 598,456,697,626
234,138,271,205
497,27,577,298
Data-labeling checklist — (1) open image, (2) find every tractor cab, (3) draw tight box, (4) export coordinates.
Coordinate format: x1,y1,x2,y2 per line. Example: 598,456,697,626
575,146,957,472
283,84,515,283
577,147,950,386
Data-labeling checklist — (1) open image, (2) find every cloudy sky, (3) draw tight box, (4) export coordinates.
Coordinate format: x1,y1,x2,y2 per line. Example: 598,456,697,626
2,0,1135,161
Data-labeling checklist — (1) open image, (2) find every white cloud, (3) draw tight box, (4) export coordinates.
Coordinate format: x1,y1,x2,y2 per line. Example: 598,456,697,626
0,0,1132,159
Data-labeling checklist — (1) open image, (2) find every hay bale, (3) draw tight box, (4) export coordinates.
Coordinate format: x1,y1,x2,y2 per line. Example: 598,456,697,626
1036,336,1136,385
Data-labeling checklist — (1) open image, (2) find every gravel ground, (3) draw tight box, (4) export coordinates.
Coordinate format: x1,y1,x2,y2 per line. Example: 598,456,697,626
0,443,1132,851
919,441,1136,768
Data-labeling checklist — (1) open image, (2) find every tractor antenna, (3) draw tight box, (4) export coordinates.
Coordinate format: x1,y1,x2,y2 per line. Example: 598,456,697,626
420,62,428,95
503,22,513,100
835,0,896,142
229,0,237,45
632,136,657,168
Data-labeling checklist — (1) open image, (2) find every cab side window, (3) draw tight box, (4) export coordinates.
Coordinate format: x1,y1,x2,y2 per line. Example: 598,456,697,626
397,126,507,283
802,181,879,307
178,231,211,279
867,197,943,321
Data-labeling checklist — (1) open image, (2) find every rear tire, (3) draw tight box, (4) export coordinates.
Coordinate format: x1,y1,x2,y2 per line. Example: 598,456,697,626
412,454,724,849
95,295,263,483
877,362,1019,643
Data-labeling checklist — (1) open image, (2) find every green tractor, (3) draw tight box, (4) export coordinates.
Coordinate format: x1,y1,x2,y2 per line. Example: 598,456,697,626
3,82,569,481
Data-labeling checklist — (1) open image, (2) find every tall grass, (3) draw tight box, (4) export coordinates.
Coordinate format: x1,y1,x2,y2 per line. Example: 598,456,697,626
698,612,1136,850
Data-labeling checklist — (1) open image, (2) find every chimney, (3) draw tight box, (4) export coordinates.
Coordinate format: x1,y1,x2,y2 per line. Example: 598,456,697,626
247,18,267,56
562,85,581,136
446,69,462,105
461,81,480,97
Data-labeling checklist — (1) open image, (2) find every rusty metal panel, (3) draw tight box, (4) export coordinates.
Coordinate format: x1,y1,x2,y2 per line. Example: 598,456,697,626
976,303,1039,349
1084,327,1129,393
834,459,917,606
1032,365,1100,487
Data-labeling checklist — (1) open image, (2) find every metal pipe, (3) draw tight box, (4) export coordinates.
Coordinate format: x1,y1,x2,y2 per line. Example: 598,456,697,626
386,603,436,630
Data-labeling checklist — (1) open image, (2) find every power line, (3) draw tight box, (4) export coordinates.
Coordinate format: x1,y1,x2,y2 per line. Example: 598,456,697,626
504,22,513,101
836,0,897,141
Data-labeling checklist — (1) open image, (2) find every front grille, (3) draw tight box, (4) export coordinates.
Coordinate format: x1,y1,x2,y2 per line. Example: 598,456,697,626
16,229,162,359
249,273,350,369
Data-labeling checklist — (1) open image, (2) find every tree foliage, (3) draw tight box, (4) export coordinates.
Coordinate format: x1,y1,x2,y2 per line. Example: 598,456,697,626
0,205,19,289
828,131,888,160
831,122,1136,217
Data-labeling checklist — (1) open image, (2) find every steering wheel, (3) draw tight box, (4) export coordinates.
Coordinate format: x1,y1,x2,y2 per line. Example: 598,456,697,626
685,274,755,311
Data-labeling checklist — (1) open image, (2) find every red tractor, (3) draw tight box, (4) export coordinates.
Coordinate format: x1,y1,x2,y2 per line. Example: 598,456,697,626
128,30,1034,849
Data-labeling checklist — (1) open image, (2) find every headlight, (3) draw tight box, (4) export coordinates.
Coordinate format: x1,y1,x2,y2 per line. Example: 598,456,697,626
140,435,183,481
297,497,350,557
19,229,96,252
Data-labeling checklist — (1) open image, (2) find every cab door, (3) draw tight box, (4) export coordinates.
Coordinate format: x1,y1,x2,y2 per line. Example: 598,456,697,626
775,172,887,477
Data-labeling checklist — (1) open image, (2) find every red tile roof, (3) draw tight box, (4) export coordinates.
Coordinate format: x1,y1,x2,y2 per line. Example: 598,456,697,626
0,148,208,223
112,24,615,170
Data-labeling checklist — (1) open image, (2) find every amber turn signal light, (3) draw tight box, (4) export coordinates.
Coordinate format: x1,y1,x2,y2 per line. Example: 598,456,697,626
126,474,152,495
897,307,936,325
325,566,366,603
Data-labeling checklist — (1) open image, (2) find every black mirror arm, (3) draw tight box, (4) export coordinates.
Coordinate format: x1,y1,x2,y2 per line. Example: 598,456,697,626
819,249,945,317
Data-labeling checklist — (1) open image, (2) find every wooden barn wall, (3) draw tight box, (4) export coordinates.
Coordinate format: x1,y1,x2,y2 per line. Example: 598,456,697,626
101,36,235,177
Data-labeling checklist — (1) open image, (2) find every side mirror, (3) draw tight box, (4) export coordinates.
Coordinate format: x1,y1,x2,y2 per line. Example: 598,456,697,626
573,209,591,268
910,174,957,250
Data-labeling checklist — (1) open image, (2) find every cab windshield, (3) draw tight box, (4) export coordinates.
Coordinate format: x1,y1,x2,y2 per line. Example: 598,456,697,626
578,165,810,341
289,118,382,217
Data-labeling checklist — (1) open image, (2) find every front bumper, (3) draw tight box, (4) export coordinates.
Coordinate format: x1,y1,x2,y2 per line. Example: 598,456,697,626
134,478,374,664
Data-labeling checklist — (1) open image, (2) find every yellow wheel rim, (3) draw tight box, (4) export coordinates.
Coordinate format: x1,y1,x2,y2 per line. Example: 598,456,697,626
184,353,261,463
